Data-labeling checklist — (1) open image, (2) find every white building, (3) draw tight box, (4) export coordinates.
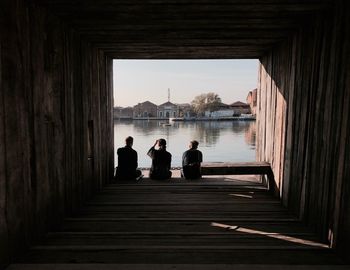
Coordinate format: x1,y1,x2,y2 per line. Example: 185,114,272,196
204,102,233,118
205,109,234,118
157,101,179,118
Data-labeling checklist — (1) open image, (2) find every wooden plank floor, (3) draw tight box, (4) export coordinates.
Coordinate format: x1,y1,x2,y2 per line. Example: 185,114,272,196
14,174,346,267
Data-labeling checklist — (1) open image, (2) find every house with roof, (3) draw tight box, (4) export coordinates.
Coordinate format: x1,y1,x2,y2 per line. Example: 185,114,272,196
133,101,158,118
230,101,251,115
113,106,134,119
157,101,179,118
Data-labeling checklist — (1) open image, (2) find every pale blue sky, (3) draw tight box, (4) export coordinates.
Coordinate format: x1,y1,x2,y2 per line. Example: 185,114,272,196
113,60,259,107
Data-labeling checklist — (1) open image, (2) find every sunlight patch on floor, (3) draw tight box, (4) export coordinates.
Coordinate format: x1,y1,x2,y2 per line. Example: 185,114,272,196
210,222,329,248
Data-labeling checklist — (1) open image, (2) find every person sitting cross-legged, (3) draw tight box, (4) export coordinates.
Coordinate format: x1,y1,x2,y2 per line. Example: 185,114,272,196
115,136,143,181
181,140,203,179
147,139,172,180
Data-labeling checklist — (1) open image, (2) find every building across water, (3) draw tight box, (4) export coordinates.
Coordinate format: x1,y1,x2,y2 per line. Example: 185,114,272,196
114,98,254,120
157,101,179,118
246,88,257,115
133,101,158,118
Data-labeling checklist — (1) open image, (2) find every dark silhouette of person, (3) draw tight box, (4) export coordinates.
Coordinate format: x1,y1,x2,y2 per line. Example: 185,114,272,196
147,139,172,180
115,136,142,181
181,140,203,179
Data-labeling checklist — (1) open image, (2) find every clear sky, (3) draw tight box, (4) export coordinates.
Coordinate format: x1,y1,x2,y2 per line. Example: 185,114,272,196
113,60,259,107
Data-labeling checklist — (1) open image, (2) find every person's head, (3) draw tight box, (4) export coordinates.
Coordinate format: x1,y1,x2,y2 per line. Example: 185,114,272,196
189,140,199,150
158,138,167,149
125,136,133,147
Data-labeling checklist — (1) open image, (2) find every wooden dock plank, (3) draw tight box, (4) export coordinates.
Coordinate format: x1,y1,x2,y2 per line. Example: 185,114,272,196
15,176,345,265
16,249,343,265
201,162,271,175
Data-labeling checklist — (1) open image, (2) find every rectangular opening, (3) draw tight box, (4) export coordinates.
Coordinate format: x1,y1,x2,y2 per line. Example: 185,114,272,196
113,60,258,169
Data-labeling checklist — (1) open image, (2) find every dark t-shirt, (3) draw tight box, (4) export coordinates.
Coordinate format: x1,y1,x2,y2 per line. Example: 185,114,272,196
147,147,172,179
182,149,203,179
182,149,203,166
116,146,138,178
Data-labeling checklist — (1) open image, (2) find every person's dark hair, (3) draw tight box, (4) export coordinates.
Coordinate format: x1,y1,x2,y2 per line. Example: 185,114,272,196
125,136,133,145
191,140,199,149
158,138,166,148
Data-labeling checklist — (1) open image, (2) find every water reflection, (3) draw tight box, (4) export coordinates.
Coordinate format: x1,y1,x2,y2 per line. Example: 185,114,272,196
245,121,256,147
133,120,163,134
192,122,221,145
114,120,256,167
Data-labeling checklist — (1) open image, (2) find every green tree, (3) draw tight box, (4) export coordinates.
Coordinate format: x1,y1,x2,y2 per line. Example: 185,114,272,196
191,92,222,115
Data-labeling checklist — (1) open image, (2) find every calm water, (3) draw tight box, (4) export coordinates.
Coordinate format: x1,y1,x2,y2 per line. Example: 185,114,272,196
114,120,256,168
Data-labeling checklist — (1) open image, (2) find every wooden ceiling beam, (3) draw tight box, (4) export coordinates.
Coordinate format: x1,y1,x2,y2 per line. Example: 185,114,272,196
105,48,265,59
31,0,333,58
86,38,283,46
80,30,291,40
36,0,331,4
51,8,328,20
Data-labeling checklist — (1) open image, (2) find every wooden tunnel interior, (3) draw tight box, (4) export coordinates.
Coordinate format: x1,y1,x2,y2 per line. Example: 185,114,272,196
0,0,349,267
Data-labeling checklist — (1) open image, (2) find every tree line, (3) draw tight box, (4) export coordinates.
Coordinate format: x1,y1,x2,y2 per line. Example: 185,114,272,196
191,92,222,115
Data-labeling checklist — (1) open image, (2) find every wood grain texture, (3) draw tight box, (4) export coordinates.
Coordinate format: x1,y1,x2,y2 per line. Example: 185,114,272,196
2,0,349,266
0,0,114,266
257,0,350,258
15,178,344,265
0,26,10,268
200,162,276,192
30,0,332,59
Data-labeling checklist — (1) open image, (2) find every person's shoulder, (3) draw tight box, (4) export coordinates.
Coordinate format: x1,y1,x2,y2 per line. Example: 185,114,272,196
197,150,203,156
183,149,190,155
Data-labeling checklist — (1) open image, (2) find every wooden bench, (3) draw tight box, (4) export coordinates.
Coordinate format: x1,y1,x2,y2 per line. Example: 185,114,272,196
201,162,277,195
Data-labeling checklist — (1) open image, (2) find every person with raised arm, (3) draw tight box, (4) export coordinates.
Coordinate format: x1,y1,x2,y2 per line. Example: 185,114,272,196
147,138,172,180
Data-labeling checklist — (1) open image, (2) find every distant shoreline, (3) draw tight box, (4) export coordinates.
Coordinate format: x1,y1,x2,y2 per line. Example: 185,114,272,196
113,116,256,121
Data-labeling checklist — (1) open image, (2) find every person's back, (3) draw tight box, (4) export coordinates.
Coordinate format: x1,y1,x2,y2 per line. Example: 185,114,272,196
147,139,172,180
182,140,203,179
115,136,142,180
117,146,137,176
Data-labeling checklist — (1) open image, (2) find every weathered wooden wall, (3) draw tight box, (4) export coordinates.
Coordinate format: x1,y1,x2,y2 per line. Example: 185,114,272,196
257,0,350,258
0,0,114,267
